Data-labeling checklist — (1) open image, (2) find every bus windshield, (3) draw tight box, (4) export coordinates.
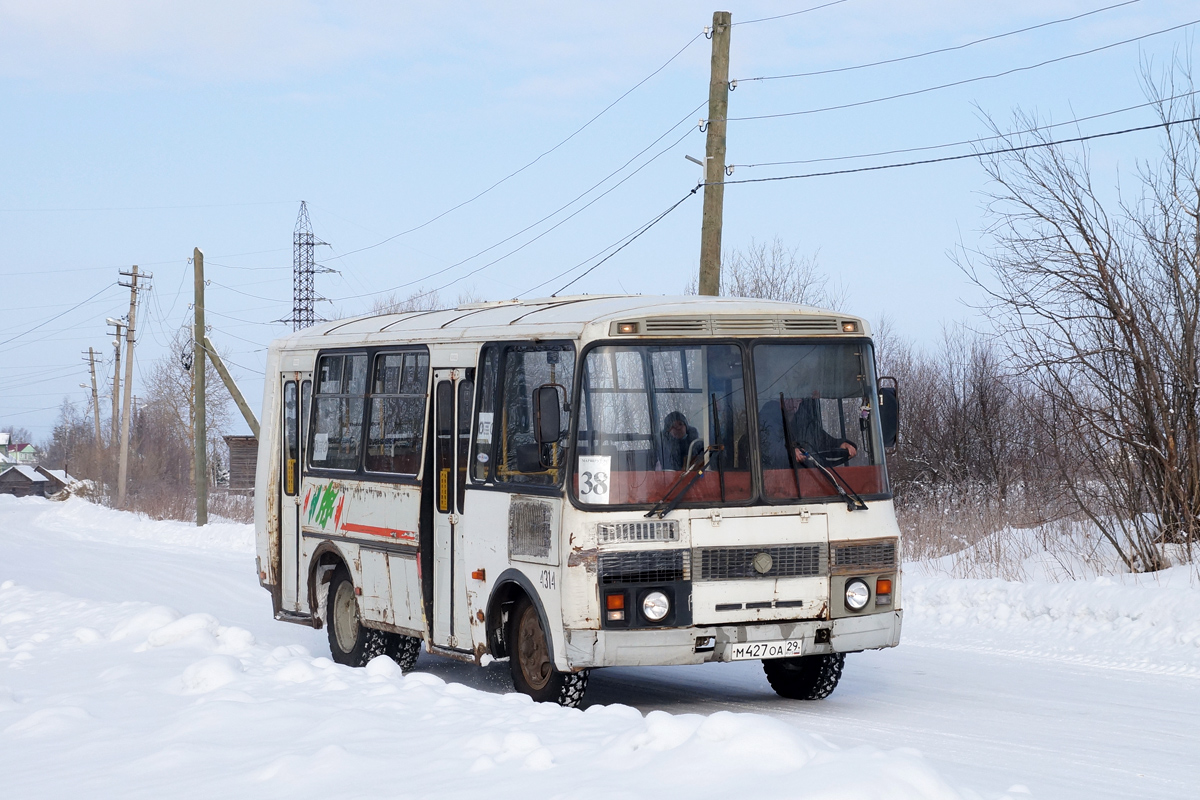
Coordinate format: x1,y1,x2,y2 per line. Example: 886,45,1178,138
753,341,886,502
573,340,886,507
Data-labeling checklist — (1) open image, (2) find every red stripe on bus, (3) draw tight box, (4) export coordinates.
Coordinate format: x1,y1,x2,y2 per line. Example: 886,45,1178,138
339,523,417,542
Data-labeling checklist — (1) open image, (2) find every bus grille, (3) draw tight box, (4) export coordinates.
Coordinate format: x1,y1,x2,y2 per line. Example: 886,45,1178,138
694,544,826,581
508,499,553,559
830,539,898,574
597,519,679,543
599,550,687,585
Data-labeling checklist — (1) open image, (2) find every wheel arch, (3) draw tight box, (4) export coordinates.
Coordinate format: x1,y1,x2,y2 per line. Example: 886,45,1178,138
307,541,352,630
485,568,553,660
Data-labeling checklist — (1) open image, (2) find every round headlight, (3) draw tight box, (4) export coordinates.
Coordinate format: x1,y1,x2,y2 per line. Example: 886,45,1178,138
642,591,670,622
844,579,870,611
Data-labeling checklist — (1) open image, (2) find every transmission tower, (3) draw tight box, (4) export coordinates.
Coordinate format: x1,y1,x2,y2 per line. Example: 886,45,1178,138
288,201,329,331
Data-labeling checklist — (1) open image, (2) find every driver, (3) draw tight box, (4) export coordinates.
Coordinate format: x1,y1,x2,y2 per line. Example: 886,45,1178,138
790,397,857,464
759,397,857,468
660,411,700,470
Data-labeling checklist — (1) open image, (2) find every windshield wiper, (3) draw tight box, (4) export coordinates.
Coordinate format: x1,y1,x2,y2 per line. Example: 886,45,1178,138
645,444,721,519
795,446,868,512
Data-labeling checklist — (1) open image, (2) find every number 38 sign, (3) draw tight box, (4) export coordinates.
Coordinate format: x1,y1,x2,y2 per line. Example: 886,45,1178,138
577,455,611,504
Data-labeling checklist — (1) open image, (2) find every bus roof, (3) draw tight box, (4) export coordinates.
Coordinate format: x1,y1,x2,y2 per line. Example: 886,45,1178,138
270,294,871,349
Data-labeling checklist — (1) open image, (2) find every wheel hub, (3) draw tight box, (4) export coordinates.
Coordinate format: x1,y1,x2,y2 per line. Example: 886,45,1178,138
517,606,552,691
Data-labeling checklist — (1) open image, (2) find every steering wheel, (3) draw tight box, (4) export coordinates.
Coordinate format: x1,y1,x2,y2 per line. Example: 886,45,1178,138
686,437,706,467
814,448,851,467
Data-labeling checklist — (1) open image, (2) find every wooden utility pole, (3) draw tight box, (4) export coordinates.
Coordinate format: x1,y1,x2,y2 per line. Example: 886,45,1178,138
108,318,124,447
117,266,149,508
698,10,732,297
86,347,102,448
194,248,208,526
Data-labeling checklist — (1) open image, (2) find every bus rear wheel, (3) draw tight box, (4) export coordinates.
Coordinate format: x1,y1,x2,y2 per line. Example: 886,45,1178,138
762,653,845,700
507,596,588,707
326,567,389,667
387,633,422,673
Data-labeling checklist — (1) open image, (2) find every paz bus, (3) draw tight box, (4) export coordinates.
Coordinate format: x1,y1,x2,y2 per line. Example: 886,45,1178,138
254,295,902,706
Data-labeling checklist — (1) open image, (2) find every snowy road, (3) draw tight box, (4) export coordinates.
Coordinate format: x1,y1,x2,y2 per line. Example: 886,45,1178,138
2,496,1197,799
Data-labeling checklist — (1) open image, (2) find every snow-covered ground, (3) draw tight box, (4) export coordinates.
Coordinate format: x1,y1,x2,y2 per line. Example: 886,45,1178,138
1,496,1197,799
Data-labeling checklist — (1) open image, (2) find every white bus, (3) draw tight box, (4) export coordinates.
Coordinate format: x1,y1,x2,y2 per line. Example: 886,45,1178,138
254,295,902,706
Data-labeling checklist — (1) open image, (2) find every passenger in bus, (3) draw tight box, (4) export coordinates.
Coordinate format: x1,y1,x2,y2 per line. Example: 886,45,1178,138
660,411,700,470
759,398,857,468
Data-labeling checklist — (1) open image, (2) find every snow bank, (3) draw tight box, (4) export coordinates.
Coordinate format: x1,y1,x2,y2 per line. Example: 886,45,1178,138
0,578,966,799
0,494,252,553
905,569,1200,675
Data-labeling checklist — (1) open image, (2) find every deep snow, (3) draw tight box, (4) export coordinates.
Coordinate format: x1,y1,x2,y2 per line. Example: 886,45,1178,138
1,495,1197,799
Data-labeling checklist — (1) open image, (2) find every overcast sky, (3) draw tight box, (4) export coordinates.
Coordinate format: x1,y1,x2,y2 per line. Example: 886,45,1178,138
1,0,1196,439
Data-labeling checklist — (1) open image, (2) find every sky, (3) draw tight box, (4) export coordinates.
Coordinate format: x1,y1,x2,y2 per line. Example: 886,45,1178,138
1,0,1196,440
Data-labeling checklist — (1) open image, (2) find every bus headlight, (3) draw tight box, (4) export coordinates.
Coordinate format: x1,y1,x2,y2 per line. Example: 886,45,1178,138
642,591,670,622
844,579,870,611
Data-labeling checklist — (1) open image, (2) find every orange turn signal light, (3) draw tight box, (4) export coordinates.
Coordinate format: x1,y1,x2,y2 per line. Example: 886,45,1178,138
471,569,486,581
606,593,625,610
876,578,893,595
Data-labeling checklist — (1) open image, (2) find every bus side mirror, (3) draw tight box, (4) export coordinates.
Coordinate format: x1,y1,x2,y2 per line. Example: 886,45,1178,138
533,384,563,445
879,384,899,448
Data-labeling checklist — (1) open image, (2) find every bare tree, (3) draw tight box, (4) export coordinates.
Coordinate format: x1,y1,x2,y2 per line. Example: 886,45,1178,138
961,65,1200,570
370,287,483,315
142,326,233,489
687,237,847,309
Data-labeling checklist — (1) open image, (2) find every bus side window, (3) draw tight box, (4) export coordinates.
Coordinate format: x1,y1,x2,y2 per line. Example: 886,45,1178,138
282,381,298,495
496,344,574,486
456,370,474,509
365,350,429,476
471,346,499,482
310,353,368,471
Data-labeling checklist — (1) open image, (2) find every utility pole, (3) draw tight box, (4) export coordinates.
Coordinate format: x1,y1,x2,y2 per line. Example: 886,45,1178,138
85,348,102,448
194,248,208,526
117,265,151,508
698,10,731,297
107,317,125,447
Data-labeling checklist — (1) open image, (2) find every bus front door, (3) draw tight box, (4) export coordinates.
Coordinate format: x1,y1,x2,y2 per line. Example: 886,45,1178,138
279,376,310,613
431,369,474,649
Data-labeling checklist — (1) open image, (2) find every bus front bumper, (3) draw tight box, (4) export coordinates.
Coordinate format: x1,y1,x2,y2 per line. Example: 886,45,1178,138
563,609,902,669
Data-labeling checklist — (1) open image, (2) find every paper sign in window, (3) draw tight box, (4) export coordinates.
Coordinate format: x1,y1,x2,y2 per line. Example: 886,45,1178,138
577,455,611,504
312,433,329,462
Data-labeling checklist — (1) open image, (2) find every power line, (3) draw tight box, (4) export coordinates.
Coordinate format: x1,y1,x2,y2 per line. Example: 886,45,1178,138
714,114,1200,186
0,200,295,213
208,280,291,304
0,283,117,351
736,0,1140,82
733,0,850,26
729,88,1200,170
326,34,706,263
725,17,1200,122
539,186,701,297
331,114,702,305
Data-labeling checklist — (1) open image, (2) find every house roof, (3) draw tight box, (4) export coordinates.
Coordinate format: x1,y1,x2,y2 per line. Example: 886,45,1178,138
0,465,48,482
35,467,75,484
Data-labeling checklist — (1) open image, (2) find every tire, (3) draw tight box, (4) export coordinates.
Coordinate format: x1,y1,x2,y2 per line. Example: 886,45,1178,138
386,633,422,673
762,653,845,700
326,567,389,667
507,596,589,707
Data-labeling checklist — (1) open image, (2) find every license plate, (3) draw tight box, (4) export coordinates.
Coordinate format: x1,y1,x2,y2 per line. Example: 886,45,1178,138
726,638,804,661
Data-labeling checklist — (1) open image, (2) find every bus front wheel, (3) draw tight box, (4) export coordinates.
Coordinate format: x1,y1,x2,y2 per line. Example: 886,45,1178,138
762,653,845,700
326,566,388,667
507,596,588,707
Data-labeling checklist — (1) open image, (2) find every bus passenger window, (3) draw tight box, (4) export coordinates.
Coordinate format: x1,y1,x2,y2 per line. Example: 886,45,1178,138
495,344,574,486
282,381,298,495
471,346,499,482
365,350,429,476
310,353,368,471
456,372,474,509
